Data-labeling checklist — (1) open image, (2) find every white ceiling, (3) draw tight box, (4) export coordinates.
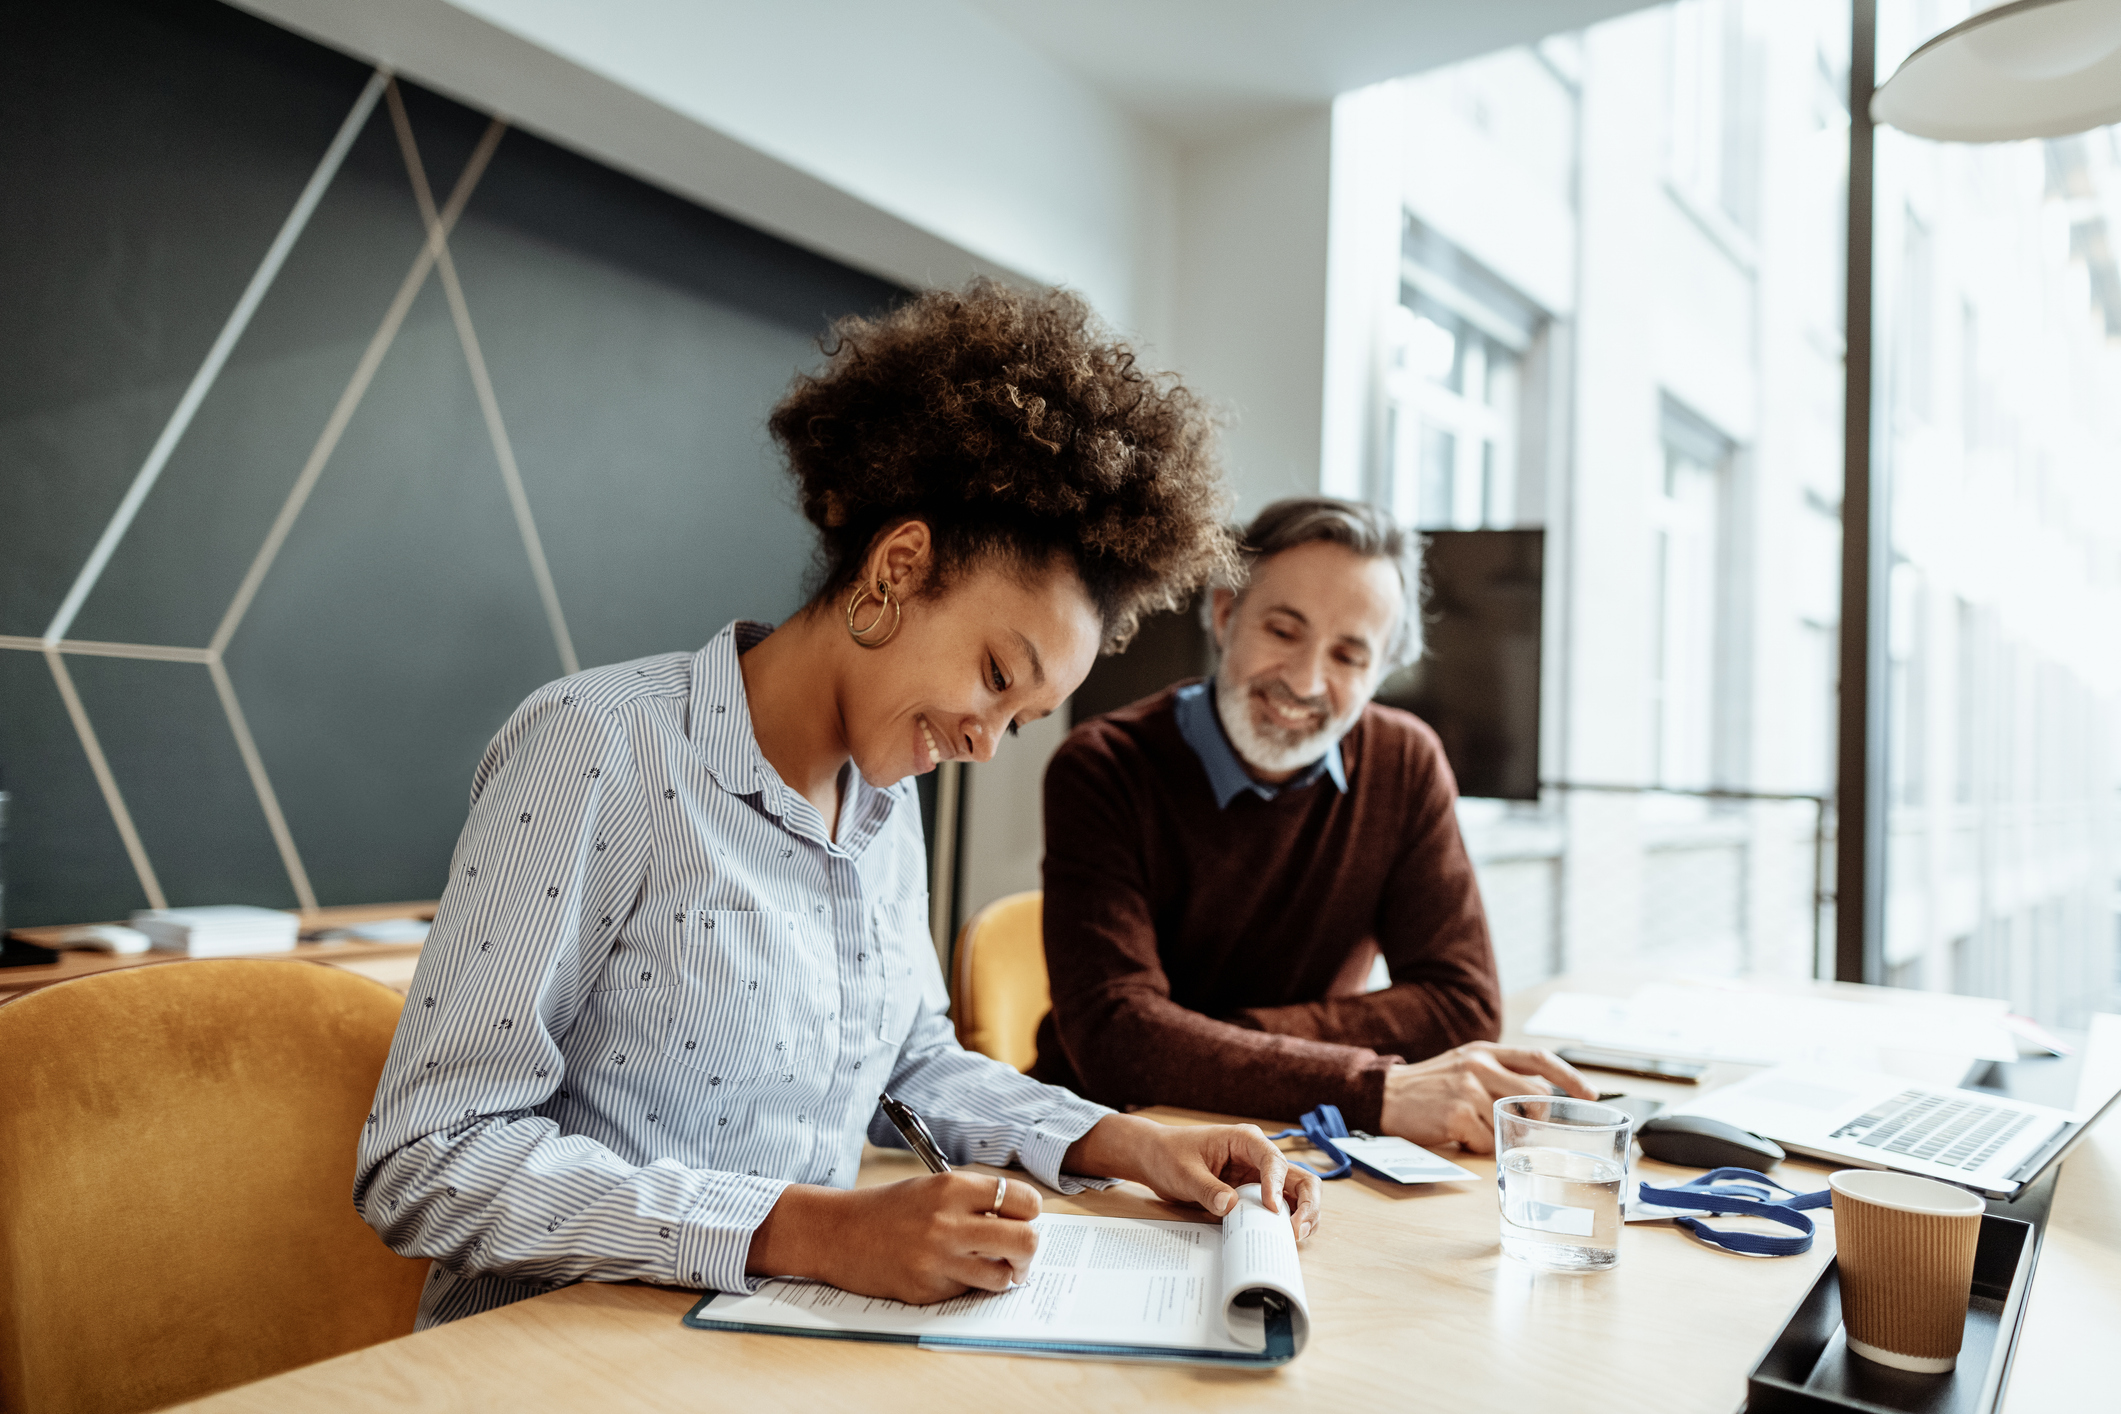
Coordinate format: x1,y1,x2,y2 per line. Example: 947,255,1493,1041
966,0,1657,141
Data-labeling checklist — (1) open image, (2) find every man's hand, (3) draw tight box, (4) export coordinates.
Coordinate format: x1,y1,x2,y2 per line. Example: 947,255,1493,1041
745,1170,1042,1304
1380,1041,1597,1152
1064,1113,1321,1242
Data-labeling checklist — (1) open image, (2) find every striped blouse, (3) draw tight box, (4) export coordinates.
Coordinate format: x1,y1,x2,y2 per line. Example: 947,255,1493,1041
355,619,1113,1329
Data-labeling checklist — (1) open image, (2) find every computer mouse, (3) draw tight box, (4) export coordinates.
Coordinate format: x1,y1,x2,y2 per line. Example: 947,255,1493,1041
1635,1113,1785,1170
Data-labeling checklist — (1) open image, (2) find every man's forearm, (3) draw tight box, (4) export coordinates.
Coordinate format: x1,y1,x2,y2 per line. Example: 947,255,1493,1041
1236,975,1498,1059
1057,993,1397,1128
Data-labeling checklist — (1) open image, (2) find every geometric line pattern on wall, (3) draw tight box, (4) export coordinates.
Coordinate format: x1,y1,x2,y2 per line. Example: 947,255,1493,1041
0,71,588,918
383,81,578,678
40,69,390,651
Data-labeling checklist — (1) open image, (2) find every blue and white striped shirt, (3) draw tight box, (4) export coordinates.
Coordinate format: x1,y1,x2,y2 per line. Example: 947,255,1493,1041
355,620,1113,1329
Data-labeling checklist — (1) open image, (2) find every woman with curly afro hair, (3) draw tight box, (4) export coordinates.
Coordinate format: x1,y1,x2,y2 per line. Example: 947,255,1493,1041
358,279,1320,1332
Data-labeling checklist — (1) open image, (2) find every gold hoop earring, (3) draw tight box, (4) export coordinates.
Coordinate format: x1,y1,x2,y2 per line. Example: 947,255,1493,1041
845,577,901,648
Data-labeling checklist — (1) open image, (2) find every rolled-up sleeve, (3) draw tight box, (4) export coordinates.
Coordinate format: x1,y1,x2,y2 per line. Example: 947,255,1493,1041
354,695,778,1297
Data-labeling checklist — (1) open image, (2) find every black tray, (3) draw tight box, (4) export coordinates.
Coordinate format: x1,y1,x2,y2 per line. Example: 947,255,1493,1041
1745,1212,2037,1414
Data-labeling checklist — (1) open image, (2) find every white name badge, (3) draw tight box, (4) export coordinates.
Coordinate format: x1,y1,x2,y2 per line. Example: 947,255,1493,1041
1334,1135,1478,1185
1506,1194,1598,1237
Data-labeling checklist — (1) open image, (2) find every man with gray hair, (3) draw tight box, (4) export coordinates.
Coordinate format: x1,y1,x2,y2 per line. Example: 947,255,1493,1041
1033,497,1592,1149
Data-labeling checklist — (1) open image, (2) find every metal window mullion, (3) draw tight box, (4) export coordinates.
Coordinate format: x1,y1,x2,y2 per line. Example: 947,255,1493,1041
1835,0,1889,986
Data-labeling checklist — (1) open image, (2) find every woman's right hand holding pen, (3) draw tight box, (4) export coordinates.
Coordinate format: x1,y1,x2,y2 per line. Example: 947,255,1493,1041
746,1171,1043,1305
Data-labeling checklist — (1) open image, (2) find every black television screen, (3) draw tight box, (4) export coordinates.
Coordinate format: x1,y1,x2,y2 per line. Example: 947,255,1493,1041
1375,528,1544,801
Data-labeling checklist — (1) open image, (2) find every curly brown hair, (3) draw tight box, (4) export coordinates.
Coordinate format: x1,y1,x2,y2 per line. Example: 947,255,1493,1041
769,278,1233,652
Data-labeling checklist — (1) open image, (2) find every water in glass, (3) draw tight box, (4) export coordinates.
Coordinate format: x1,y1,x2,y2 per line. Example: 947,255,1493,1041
1498,1145,1624,1271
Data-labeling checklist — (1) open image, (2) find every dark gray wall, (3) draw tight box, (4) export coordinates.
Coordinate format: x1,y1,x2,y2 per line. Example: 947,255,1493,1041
0,0,903,925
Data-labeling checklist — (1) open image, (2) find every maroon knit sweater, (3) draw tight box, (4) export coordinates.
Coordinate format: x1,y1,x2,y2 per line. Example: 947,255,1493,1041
1030,682,1502,1130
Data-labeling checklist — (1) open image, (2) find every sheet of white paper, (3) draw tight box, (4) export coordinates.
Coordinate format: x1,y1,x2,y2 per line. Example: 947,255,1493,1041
1334,1134,1478,1184
702,1213,1263,1353
2075,1014,2121,1117
1524,985,2016,1064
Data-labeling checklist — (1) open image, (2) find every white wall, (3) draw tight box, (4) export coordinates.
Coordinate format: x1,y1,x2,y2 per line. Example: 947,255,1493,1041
1321,84,1414,502
1167,109,1337,517
234,0,1177,329
441,0,1176,328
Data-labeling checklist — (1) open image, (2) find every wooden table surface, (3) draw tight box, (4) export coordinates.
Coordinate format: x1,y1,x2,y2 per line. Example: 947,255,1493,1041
0,901,434,998
1992,1011,2118,1414
169,976,2115,1414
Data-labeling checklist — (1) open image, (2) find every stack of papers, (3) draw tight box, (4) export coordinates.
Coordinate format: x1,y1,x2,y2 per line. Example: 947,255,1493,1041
131,906,299,957
1524,983,2018,1066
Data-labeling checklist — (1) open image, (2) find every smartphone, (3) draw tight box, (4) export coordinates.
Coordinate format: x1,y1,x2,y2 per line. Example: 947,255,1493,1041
1555,1046,1707,1083
1594,1093,1666,1124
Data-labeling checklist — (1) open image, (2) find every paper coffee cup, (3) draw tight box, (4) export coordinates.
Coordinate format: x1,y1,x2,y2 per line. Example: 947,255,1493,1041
1828,1169,1984,1373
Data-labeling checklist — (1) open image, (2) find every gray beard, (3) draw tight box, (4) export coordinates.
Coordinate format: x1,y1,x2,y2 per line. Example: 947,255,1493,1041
1212,663,1362,777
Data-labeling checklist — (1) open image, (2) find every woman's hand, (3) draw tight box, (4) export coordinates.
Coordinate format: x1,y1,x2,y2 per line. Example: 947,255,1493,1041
1064,1113,1321,1242
1380,1041,1597,1152
746,1170,1042,1305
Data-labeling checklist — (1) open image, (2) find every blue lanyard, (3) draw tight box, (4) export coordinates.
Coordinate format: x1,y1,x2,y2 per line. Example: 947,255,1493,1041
1636,1167,1832,1257
1271,1116,1829,1259
1268,1105,1355,1179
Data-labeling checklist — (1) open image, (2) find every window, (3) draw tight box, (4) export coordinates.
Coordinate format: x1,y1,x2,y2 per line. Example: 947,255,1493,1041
1372,5,1847,986
1872,0,2121,1026
1385,219,1542,532
1888,561,1925,808
1650,399,1735,791
1952,596,1977,806
1668,0,1763,235
1388,295,1520,529
1797,617,1839,795
1958,299,1982,450
1898,205,1933,423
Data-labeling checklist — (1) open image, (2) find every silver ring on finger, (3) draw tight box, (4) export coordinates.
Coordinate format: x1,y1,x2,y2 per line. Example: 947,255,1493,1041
988,1176,1008,1216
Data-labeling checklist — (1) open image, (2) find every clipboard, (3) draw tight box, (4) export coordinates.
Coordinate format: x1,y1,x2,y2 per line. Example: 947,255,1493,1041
681,1289,1300,1366
680,1187,1309,1367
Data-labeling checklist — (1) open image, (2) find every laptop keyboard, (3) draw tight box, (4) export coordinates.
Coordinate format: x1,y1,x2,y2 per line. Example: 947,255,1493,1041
1828,1090,2038,1171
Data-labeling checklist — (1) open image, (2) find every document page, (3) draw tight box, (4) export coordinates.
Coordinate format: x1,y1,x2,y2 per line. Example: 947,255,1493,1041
1525,984,2017,1065
698,1186,1309,1357
1216,1183,1311,1349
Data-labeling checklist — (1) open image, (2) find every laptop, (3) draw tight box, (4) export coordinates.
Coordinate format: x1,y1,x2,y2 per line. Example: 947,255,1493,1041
1671,1063,2121,1200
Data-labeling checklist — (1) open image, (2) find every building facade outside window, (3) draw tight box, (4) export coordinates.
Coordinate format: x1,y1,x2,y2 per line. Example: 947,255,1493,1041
1870,1,2121,1024
1361,0,2121,1025
1650,399,1737,793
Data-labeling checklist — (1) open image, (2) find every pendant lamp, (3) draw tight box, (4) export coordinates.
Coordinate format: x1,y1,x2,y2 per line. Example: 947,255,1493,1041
1871,0,2121,141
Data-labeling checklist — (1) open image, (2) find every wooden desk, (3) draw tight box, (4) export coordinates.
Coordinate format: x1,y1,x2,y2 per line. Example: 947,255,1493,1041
1994,1013,2117,1412
0,902,434,999
167,977,2114,1413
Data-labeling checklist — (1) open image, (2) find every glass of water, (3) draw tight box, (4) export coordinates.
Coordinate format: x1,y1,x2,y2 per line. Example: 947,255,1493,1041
1494,1095,1633,1272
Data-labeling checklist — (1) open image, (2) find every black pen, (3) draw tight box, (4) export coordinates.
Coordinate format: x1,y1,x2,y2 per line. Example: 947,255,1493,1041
878,1091,952,1173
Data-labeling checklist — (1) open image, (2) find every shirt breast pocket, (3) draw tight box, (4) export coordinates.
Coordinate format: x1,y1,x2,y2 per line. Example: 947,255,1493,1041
877,899,940,1050
665,909,827,1084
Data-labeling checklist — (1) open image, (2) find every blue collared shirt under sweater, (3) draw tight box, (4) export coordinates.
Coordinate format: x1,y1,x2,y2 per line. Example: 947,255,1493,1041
1171,679,1347,808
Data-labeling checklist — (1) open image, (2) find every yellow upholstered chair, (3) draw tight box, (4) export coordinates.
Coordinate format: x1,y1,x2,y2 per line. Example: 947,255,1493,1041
0,959,429,1414
951,891,1051,1072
